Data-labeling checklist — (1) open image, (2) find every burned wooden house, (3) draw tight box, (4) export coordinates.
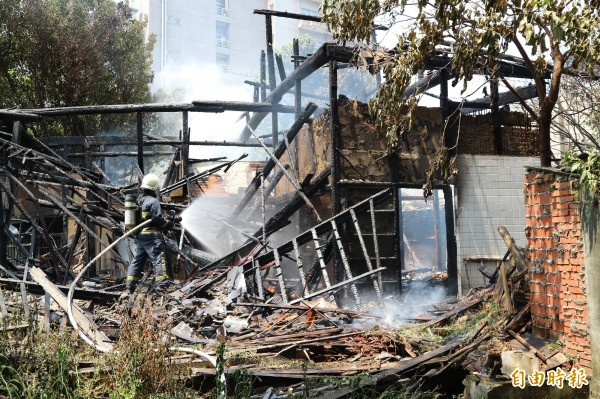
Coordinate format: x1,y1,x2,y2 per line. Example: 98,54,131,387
0,9,544,312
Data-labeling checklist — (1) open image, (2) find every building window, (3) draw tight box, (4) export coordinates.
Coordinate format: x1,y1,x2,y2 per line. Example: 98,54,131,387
300,7,319,17
216,53,230,72
216,21,230,48
216,0,229,16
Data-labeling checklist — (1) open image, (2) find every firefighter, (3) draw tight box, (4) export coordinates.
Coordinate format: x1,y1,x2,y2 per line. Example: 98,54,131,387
126,173,181,293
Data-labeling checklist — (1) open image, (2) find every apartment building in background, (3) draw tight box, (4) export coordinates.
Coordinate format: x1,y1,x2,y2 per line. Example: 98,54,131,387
129,0,331,89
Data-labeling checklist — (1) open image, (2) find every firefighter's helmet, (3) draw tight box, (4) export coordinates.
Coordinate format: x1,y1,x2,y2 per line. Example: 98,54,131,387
140,173,160,191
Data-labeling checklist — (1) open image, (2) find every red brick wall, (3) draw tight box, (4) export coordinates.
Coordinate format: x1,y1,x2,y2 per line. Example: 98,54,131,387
524,171,590,373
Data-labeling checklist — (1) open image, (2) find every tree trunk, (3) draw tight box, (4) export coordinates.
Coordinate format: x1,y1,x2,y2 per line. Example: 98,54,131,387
539,109,552,167
582,191,600,397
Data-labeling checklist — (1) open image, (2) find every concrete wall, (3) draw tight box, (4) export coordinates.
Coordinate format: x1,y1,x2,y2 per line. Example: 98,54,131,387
455,155,540,292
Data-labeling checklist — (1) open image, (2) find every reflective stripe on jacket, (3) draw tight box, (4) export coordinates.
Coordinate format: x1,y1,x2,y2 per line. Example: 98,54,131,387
138,195,171,234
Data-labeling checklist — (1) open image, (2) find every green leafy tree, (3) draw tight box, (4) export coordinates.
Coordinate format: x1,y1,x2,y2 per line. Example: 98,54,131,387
0,0,155,136
322,0,600,167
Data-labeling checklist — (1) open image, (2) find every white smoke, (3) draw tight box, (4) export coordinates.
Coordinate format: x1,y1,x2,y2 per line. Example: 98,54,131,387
152,62,259,161
180,188,255,257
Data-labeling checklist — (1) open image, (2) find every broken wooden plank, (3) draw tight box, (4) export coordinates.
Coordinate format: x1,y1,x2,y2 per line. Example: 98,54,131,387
507,329,550,363
498,226,527,272
29,267,114,351
406,298,483,329
320,340,465,399
498,260,513,312
0,278,120,303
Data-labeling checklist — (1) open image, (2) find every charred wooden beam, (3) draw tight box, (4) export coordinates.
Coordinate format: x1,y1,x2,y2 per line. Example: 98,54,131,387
67,151,175,158
329,60,342,284
244,80,329,101
240,46,329,141
22,171,119,192
0,177,68,270
254,9,322,22
0,110,41,122
39,135,265,148
182,111,190,177
252,167,331,242
160,154,247,195
136,112,144,173
0,275,119,302
34,185,122,264
448,84,539,113
21,101,297,117
233,103,318,217
254,187,391,266
403,69,445,99
260,51,267,102
293,38,302,120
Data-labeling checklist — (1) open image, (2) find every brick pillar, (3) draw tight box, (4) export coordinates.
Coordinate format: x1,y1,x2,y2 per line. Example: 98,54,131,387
524,171,590,374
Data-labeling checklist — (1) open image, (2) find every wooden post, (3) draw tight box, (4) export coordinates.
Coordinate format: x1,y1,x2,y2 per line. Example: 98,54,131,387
329,60,342,284
136,111,144,173
491,78,502,154
182,110,190,183
265,15,278,148
444,186,458,295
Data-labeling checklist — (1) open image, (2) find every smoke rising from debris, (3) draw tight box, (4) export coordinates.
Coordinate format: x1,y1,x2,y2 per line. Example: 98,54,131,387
355,285,448,330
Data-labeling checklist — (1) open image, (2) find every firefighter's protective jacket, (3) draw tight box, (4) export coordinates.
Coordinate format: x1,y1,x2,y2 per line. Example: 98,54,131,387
138,194,172,235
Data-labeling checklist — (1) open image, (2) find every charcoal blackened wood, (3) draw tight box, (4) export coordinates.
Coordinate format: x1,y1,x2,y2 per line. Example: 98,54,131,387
287,268,383,305
182,111,190,178
0,110,41,122
35,185,119,263
254,9,322,22
307,234,334,291
30,267,114,350
64,220,83,283
240,46,329,141
0,176,68,271
265,14,278,146
0,191,6,267
497,227,523,262
0,275,120,302
350,208,383,304
68,151,174,158
233,103,318,218
444,186,458,295
39,135,264,148
252,167,330,241
321,340,464,399
330,60,342,284
24,101,297,116
293,38,302,121
276,54,286,81
260,50,267,102
491,79,502,154
137,112,144,173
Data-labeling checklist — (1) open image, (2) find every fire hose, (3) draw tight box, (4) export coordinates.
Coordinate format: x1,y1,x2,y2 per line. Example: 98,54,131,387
65,219,222,390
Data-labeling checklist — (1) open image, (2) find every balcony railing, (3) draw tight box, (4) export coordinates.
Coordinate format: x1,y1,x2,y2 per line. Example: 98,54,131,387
216,6,230,17
216,37,230,48
218,64,258,78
